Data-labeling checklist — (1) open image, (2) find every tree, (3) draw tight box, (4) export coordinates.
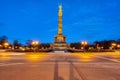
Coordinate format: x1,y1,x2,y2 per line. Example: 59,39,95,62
94,40,116,49
26,40,33,47
0,35,8,44
39,43,50,49
70,42,81,49
13,40,19,46
13,40,23,49
117,39,120,42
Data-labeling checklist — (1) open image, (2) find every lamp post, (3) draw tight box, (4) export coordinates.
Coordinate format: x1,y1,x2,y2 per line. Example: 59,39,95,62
0,44,2,49
31,41,39,52
4,42,9,49
117,44,120,53
117,44,120,48
111,43,116,51
81,41,88,53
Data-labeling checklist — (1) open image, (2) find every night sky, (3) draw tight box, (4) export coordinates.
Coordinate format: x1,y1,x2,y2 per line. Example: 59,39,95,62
0,0,120,44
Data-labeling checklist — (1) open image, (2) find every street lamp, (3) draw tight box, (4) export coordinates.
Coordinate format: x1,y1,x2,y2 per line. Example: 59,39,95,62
111,43,116,51
4,42,9,49
0,44,2,48
81,41,88,53
31,41,39,52
112,43,116,46
117,44,120,48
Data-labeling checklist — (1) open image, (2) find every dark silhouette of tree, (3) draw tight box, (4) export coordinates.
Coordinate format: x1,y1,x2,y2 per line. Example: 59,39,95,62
39,43,50,49
94,40,116,49
26,40,33,47
70,42,81,49
13,40,23,49
0,35,8,44
117,39,120,42
13,40,19,45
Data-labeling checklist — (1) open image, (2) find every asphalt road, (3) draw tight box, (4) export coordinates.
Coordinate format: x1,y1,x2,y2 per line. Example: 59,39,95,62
0,52,120,80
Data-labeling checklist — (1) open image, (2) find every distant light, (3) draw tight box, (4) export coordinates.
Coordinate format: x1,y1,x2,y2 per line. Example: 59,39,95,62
112,43,116,46
0,45,2,47
4,42,9,46
8,46,12,49
31,41,39,45
117,45,120,48
81,41,88,45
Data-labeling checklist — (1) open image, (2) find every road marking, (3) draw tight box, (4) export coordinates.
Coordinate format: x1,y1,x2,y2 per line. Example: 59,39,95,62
0,62,120,67
96,56,120,63
0,63,24,66
16,62,120,65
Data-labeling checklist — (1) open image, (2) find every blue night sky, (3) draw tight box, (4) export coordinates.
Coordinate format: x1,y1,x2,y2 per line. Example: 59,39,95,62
0,0,120,44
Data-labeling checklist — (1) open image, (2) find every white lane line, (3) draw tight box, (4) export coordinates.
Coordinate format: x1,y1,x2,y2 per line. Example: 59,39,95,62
96,56,120,63
0,62,120,66
21,62,120,65
0,63,24,66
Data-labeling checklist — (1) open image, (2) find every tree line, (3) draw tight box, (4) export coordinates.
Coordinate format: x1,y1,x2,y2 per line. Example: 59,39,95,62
0,35,120,50
0,35,50,49
70,39,120,50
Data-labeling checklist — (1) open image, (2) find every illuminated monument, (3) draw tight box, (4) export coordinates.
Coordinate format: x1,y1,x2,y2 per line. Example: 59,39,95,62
55,5,66,43
52,5,68,50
